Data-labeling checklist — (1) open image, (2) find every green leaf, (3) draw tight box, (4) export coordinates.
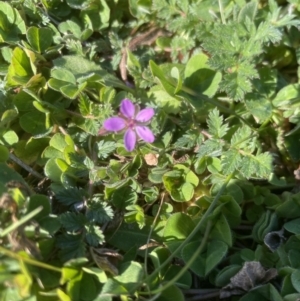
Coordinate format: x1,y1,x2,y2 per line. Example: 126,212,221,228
215,265,241,287
198,140,223,157
97,140,116,159
163,213,195,240
181,241,205,277
0,145,9,162
148,86,182,114
284,218,300,234
157,284,185,301
245,93,273,123
210,214,232,246
291,270,300,293
273,84,300,107
113,261,144,292
207,108,229,138
6,47,33,87
221,149,242,175
20,110,52,136
85,224,105,246
86,201,113,223
240,153,273,179
27,26,53,53
230,125,252,148
27,194,51,221
0,162,27,186
51,68,77,84
184,53,222,97
149,60,176,96
60,212,87,231
0,2,26,43
111,186,138,209
237,1,258,22
44,158,63,182
56,233,86,262
205,240,228,275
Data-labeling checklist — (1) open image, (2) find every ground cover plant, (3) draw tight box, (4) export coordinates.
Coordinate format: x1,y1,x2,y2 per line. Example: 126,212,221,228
1,0,300,300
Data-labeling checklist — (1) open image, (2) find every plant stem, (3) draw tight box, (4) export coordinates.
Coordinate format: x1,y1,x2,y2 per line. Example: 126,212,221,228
0,246,61,273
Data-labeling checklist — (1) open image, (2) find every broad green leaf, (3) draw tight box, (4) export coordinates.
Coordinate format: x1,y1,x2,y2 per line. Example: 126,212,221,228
291,270,300,293
27,26,53,53
60,83,81,99
239,283,283,301
58,19,82,39
80,0,110,30
113,261,144,292
27,194,51,221
181,241,206,277
6,47,33,87
0,2,26,42
158,284,185,301
163,213,195,240
210,214,232,246
107,221,162,252
205,240,228,275
164,265,192,289
215,265,241,287
171,66,183,94
0,108,18,127
184,53,222,97
181,182,195,202
20,110,52,136
148,86,181,114
0,162,27,186
44,158,63,182
149,60,176,96
51,68,76,84
284,218,300,234
273,84,300,107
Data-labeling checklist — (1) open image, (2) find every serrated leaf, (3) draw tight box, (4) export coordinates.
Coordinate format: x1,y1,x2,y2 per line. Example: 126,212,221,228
230,126,252,148
56,233,86,262
86,201,114,224
198,139,223,157
221,149,242,175
55,187,85,206
207,108,229,138
97,140,116,159
85,224,105,246
245,94,273,123
240,153,273,179
60,212,87,231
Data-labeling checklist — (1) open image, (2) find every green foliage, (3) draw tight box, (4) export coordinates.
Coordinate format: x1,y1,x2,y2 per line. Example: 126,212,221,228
1,0,300,300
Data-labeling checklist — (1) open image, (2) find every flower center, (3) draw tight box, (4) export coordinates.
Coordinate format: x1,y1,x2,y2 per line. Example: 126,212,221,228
127,118,135,129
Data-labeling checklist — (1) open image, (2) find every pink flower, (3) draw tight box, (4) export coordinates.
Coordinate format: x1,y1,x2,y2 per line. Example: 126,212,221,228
103,99,155,151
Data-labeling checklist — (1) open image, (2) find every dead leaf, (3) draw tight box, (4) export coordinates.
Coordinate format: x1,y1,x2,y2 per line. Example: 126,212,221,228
220,261,277,299
144,153,158,166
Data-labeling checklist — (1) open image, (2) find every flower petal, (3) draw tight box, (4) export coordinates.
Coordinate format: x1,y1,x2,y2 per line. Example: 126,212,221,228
103,117,126,131
136,126,155,143
124,129,136,151
120,99,135,118
135,108,155,122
